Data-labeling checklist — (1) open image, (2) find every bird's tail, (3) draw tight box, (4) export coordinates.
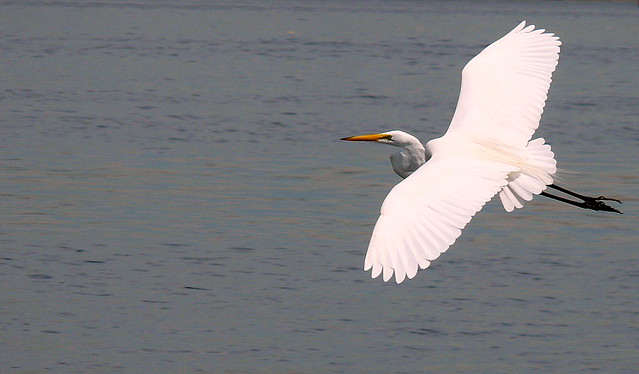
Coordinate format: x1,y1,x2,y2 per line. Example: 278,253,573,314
498,138,557,212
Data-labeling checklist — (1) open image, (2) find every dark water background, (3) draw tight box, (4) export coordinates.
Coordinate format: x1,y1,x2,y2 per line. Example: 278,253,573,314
1,1,638,373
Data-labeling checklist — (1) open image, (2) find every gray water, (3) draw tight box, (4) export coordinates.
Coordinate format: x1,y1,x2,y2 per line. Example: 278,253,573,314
1,1,638,373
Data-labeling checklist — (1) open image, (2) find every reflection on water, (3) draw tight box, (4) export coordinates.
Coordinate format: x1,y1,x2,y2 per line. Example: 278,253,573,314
1,1,638,373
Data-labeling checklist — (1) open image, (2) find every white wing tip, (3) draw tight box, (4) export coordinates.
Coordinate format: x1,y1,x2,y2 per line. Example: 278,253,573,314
513,20,561,44
514,20,527,32
365,261,430,284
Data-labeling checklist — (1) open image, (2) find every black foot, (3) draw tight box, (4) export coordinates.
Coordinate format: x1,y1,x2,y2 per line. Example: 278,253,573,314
581,196,623,214
540,188,623,214
594,195,623,204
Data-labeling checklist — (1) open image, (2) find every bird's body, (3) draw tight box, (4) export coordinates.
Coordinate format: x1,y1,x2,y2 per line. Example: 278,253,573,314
341,21,621,284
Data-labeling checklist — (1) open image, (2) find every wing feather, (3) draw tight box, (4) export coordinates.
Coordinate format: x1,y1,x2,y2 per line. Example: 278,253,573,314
364,154,511,283
447,21,560,148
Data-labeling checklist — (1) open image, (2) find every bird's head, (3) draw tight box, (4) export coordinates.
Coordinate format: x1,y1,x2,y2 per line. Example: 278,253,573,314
340,130,419,148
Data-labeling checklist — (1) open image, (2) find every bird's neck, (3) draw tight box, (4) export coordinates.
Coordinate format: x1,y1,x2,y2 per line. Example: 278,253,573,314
404,143,426,164
391,143,427,179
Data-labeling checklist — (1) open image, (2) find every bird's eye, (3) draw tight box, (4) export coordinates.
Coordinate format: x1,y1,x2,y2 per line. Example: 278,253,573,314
384,134,393,140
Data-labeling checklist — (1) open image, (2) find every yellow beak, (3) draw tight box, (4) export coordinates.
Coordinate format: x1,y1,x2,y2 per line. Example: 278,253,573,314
340,133,392,142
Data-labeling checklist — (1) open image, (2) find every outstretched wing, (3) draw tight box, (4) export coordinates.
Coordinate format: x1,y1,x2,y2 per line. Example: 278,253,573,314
447,21,561,148
364,153,511,283
363,22,561,283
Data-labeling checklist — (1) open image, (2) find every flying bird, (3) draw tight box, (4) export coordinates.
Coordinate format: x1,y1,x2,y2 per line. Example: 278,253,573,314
341,21,622,284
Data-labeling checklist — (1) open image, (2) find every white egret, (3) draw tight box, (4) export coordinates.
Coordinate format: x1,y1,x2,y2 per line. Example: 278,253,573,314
341,21,622,284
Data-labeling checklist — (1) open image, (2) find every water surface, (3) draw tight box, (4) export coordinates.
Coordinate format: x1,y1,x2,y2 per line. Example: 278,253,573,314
1,1,638,373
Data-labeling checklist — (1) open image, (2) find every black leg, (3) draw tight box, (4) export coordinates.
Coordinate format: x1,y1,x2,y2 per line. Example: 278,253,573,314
541,184,622,214
547,184,622,203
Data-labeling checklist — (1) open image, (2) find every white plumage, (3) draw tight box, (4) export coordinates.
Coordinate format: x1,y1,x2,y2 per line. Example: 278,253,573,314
343,22,562,283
